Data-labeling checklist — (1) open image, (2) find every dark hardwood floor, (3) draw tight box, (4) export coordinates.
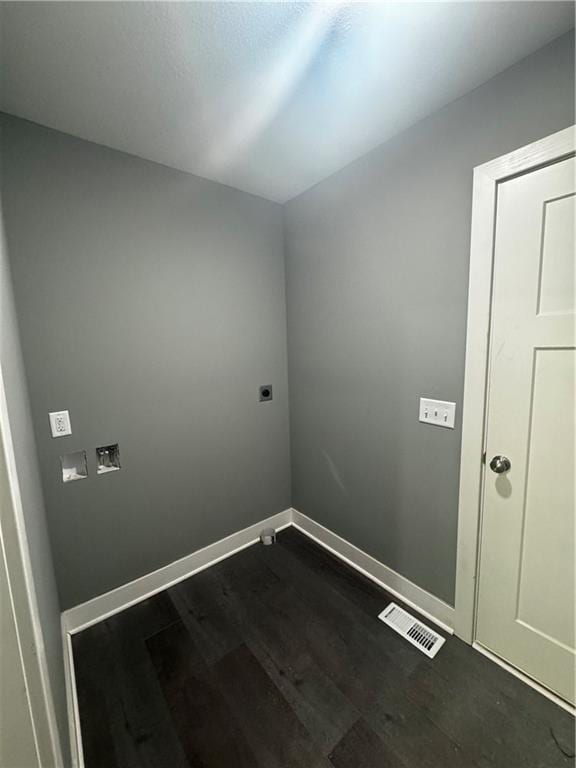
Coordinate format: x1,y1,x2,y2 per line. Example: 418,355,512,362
73,528,575,767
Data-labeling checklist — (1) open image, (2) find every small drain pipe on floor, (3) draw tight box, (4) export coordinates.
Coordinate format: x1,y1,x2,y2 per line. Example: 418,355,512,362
260,528,277,545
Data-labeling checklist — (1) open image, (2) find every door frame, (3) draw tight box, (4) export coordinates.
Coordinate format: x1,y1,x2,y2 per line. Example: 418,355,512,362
454,125,575,644
0,364,64,766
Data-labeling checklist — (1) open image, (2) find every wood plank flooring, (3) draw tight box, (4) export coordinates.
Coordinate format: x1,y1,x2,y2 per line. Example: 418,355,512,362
73,528,575,767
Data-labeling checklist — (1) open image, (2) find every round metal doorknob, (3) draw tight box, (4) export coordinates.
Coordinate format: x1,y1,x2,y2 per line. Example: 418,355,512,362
489,455,511,474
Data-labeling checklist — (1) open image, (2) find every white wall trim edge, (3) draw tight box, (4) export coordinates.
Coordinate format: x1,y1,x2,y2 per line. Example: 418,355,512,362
0,366,64,767
62,621,83,768
454,125,575,642
292,509,455,634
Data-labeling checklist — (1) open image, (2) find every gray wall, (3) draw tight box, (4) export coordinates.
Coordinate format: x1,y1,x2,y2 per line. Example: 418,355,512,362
0,198,67,762
1,31,573,616
1,115,291,608
284,32,575,605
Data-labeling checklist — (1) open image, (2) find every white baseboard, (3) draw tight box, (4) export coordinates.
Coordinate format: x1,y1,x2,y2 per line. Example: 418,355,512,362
62,621,83,768
62,505,457,766
62,508,293,767
292,509,455,634
62,507,455,640
62,508,293,635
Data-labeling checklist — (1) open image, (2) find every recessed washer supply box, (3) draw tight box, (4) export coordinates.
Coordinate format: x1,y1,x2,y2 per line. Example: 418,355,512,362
96,443,121,474
60,451,88,483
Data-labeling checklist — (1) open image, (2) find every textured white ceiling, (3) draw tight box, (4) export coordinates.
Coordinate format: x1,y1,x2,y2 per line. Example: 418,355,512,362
1,2,573,202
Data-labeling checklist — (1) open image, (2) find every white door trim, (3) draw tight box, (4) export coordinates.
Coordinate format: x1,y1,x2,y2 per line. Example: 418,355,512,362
0,367,64,767
454,125,575,643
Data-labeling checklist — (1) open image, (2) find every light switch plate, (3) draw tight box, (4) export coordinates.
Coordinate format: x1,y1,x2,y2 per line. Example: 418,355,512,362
49,410,72,437
419,398,456,429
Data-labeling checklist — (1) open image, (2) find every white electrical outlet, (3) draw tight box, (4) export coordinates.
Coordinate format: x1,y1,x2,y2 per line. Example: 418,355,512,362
419,398,456,429
49,410,72,438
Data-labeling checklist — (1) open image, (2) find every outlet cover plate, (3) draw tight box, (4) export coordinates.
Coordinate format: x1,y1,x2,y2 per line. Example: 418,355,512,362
49,410,72,437
419,398,456,429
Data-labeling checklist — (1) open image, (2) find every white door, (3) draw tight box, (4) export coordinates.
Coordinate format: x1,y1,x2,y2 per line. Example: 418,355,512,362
476,155,575,704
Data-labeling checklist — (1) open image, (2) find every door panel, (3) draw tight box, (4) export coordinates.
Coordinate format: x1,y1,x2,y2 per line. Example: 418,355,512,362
516,348,574,648
476,156,575,704
538,193,575,316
